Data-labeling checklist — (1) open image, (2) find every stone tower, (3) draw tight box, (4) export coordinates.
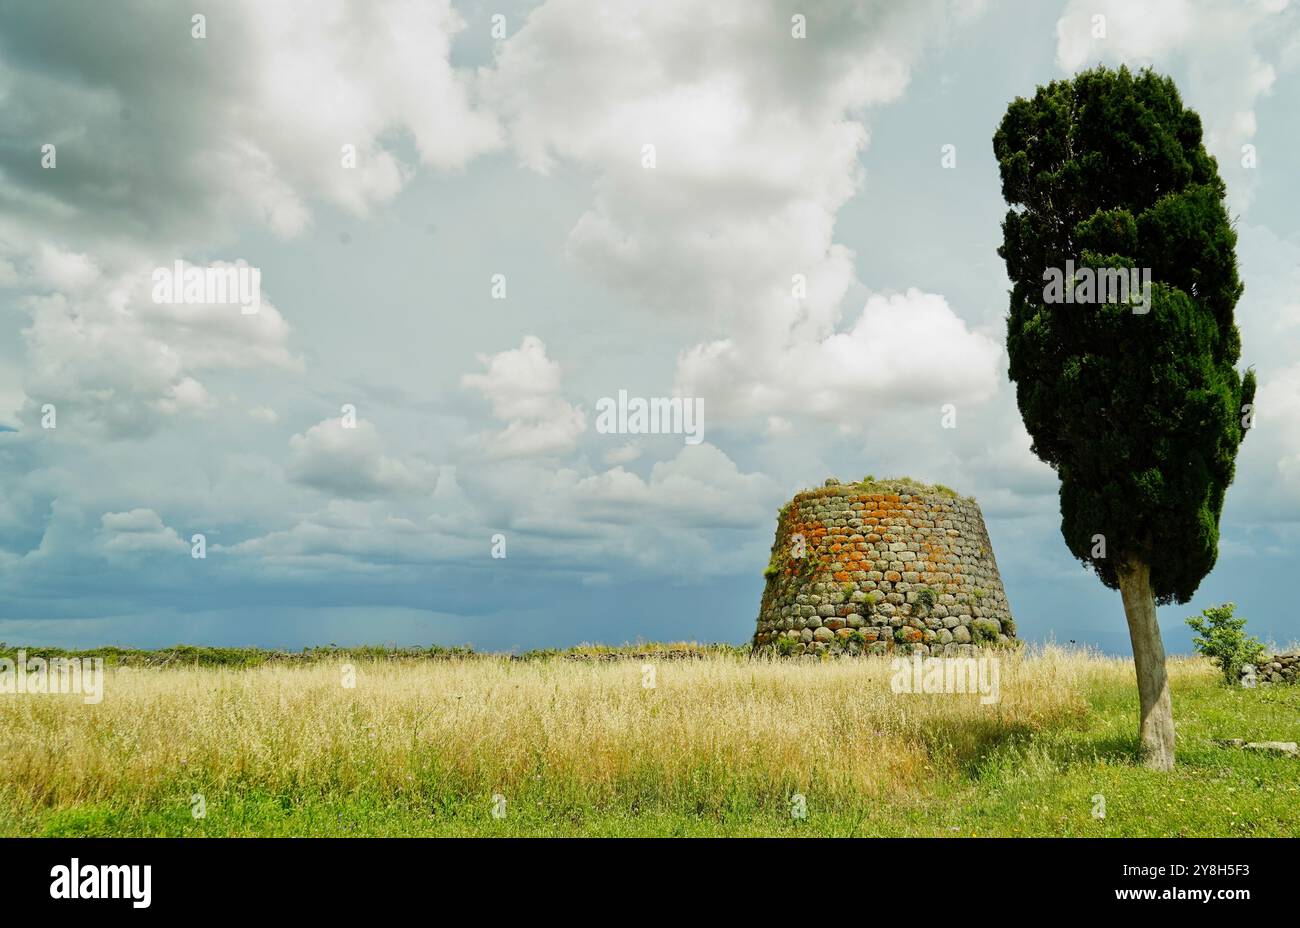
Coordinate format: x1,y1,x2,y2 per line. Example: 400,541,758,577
753,478,1016,656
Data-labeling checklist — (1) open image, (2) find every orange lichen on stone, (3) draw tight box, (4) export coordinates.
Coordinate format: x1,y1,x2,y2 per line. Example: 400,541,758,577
755,481,1015,657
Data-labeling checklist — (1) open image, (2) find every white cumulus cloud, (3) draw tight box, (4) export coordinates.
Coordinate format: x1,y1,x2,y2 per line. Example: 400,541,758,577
482,0,999,429
461,335,587,458
287,417,435,499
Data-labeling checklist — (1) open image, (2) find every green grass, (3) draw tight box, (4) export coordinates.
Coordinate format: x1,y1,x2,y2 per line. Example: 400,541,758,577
839,476,965,498
2,650,1295,837
0,641,739,668
0,642,474,668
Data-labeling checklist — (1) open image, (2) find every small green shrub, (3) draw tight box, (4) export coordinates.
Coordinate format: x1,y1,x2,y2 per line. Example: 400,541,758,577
1186,603,1266,685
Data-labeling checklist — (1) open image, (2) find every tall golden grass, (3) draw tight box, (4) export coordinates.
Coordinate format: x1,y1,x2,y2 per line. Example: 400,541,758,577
0,647,1213,813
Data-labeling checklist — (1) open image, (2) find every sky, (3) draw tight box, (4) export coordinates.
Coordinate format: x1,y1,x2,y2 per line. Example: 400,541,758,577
0,0,1298,655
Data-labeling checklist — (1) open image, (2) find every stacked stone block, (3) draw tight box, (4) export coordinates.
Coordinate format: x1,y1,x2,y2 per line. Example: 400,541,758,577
1241,653,1300,685
753,479,1016,657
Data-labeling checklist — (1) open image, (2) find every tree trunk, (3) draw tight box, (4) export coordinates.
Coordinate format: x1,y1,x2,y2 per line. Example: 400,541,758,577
1117,560,1175,770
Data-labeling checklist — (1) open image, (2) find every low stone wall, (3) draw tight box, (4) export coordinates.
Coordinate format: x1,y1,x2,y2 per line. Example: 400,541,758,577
1241,653,1300,685
753,479,1016,657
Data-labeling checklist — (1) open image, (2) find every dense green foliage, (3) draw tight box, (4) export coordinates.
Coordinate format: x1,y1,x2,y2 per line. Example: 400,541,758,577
993,66,1255,604
1186,602,1266,685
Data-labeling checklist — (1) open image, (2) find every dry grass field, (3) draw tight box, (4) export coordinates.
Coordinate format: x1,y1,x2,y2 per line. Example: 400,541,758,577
1,646,1297,836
